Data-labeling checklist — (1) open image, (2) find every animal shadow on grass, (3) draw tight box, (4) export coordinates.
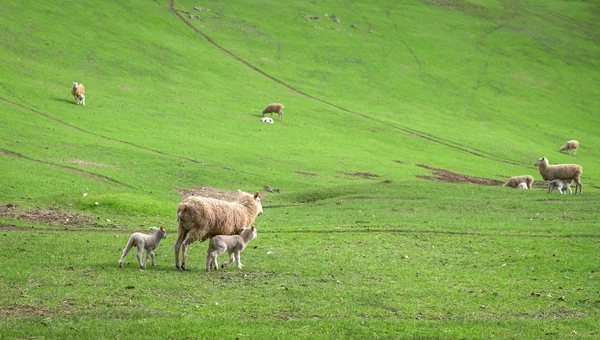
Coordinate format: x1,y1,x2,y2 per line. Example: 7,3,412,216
54,97,76,105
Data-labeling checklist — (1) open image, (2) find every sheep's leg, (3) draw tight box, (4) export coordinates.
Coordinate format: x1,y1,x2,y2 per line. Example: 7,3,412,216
119,242,134,268
174,228,189,270
235,252,243,269
221,252,235,268
136,247,144,269
149,251,155,266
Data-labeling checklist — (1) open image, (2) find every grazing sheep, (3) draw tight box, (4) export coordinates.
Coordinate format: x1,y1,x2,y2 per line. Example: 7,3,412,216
119,226,167,269
547,179,573,195
503,175,534,189
517,182,528,190
206,225,257,271
261,117,274,124
534,157,583,194
174,190,263,270
261,103,284,121
71,82,85,106
559,140,579,155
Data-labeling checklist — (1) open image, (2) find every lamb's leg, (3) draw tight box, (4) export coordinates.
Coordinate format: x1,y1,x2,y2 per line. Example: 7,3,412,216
235,252,243,269
136,247,144,269
221,252,235,268
119,242,134,268
149,251,155,266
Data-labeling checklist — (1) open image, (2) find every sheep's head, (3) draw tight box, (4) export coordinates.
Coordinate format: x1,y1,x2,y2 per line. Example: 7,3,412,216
534,157,546,166
253,192,263,216
72,82,79,87
150,225,167,239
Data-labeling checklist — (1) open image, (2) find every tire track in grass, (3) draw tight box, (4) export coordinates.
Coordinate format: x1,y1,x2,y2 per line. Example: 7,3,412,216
169,1,525,168
0,148,135,189
0,97,233,172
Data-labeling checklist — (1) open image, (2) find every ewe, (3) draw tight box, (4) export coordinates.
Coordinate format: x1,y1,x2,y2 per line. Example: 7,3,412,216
559,140,579,155
71,82,85,106
206,225,257,271
534,157,582,194
503,175,534,189
174,190,263,270
119,226,167,269
261,103,284,121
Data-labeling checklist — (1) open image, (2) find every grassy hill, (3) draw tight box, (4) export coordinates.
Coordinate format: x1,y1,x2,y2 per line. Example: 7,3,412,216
1,0,599,338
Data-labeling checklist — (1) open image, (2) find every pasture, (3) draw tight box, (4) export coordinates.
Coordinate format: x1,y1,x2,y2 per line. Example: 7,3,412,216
1,0,599,338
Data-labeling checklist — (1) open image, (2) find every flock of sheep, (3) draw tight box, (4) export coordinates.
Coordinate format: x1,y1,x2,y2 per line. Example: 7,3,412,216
503,140,583,194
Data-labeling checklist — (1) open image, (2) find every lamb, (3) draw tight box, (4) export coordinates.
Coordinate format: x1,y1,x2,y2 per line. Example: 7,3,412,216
261,117,274,124
261,103,284,121
206,225,257,271
559,140,579,155
174,190,263,270
517,182,528,190
119,226,167,269
547,179,573,195
71,82,85,106
503,175,534,189
534,157,583,194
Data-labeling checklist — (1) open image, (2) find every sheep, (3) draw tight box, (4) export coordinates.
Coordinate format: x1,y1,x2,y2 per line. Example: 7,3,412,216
547,179,573,195
71,82,85,106
119,226,167,269
534,157,583,194
206,225,257,271
517,182,528,190
261,103,284,121
503,175,534,189
261,117,274,124
559,140,579,155
174,190,263,270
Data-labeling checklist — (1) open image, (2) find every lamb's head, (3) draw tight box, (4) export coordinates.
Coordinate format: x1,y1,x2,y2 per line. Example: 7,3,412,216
72,82,79,88
534,157,547,167
240,225,258,241
150,225,167,239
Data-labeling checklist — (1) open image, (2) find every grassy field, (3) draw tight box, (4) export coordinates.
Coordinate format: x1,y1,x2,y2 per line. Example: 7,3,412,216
1,0,599,338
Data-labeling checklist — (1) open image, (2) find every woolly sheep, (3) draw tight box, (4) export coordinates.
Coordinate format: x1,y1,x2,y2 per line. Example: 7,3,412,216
503,175,534,189
119,226,167,269
174,190,263,270
206,225,257,271
517,182,528,190
547,179,573,195
261,117,274,124
534,157,582,194
71,82,85,106
261,103,284,121
559,140,579,155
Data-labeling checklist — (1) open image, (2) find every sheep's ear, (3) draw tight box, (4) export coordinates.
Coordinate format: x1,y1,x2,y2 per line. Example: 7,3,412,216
254,192,260,199
238,189,243,194
160,225,164,231
251,225,255,231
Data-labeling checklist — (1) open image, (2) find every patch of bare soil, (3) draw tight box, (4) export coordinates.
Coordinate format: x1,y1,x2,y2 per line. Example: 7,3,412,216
178,186,243,201
340,171,380,179
416,164,504,186
296,171,319,177
0,204,96,227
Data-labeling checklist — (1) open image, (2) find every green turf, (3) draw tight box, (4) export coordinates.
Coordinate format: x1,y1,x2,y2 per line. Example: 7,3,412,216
1,0,599,338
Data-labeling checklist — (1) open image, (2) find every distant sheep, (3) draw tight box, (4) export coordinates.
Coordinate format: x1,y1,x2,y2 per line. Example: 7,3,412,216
261,117,274,124
71,82,85,106
119,226,167,269
262,103,284,121
534,157,582,194
547,179,573,195
559,140,579,155
174,190,263,270
206,225,257,271
503,175,534,189
517,182,528,190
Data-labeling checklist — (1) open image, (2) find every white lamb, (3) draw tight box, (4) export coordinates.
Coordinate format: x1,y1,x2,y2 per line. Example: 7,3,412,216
517,182,528,190
206,225,257,271
547,179,573,195
119,226,167,269
261,117,274,124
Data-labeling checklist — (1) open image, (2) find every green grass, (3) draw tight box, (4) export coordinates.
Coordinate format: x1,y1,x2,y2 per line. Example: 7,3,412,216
1,0,599,338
